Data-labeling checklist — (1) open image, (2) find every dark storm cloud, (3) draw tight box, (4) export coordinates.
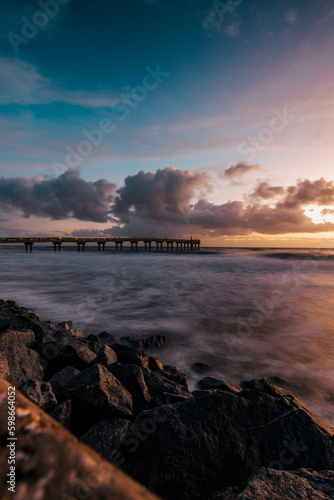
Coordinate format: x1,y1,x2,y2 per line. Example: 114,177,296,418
112,167,210,223
223,162,262,179
0,169,116,222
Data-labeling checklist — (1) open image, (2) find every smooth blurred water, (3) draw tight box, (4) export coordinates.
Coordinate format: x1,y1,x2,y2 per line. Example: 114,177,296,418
1,244,334,425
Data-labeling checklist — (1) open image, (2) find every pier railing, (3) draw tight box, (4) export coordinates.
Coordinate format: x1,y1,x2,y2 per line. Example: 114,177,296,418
0,237,200,252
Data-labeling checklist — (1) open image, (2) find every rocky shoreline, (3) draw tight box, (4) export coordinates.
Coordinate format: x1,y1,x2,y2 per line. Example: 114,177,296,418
0,299,334,499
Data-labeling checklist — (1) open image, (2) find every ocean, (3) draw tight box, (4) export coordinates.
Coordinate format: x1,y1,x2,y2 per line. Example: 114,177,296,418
1,244,334,426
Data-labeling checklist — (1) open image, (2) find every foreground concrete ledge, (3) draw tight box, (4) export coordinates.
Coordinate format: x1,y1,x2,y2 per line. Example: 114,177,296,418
0,377,161,500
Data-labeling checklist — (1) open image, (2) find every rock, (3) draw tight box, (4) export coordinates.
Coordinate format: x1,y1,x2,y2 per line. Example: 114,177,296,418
209,468,334,499
82,336,102,354
119,380,334,500
157,365,188,389
112,343,151,368
0,377,161,500
191,362,212,374
108,363,151,414
112,344,163,371
80,417,131,462
0,344,46,387
87,333,100,342
91,345,117,366
0,312,45,337
56,321,74,331
98,331,117,346
120,335,166,350
50,399,73,428
0,299,21,319
62,363,133,434
41,336,96,378
0,329,35,349
68,328,84,338
197,377,240,394
142,367,192,404
49,366,80,396
18,379,57,412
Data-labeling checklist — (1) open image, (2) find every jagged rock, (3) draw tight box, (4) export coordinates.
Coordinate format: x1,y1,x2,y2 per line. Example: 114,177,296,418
0,329,35,349
91,345,117,366
68,328,84,338
49,366,80,396
56,321,74,331
157,365,188,389
62,363,133,434
85,334,103,353
0,377,161,500
191,362,212,374
41,336,96,377
50,399,73,428
0,313,45,337
119,380,334,500
120,335,166,350
80,417,131,461
142,367,192,404
0,299,21,319
112,344,163,371
98,331,117,346
209,468,334,499
108,363,151,414
197,377,240,393
0,344,46,387
18,379,57,412
192,389,220,398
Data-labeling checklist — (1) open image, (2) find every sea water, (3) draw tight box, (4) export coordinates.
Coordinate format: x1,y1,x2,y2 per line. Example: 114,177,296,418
1,245,334,426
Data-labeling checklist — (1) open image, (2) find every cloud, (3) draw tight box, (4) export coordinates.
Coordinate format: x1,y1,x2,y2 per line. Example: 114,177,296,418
223,162,262,179
250,182,285,199
321,208,334,216
0,57,118,107
112,167,211,224
0,169,116,222
279,178,334,209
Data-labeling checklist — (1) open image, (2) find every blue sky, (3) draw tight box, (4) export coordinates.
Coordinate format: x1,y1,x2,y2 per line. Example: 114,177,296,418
1,0,334,245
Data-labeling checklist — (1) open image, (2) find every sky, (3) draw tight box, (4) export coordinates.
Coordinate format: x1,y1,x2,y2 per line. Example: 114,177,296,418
0,0,334,246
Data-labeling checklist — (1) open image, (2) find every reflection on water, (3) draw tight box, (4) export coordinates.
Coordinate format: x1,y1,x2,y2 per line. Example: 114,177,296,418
0,245,334,425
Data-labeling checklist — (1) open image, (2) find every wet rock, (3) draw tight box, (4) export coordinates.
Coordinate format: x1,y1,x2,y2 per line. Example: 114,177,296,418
0,313,45,337
91,344,117,366
0,329,35,349
50,399,73,428
120,381,334,500
120,335,166,350
112,343,151,368
49,366,80,396
0,344,46,387
157,365,188,389
107,363,151,414
142,367,192,404
191,362,212,374
98,331,117,346
0,377,161,500
80,417,131,462
197,377,240,393
209,468,334,499
148,357,163,371
18,379,57,412
62,364,133,433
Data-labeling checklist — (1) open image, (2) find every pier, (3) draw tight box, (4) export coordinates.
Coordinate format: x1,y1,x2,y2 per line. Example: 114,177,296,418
0,237,200,253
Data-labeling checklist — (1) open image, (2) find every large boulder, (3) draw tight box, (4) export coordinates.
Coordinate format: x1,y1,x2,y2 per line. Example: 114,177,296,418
157,365,188,389
18,379,57,412
0,329,35,349
119,379,334,500
112,343,151,368
120,335,166,350
108,363,151,414
41,336,96,377
210,468,334,499
0,377,161,500
50,399,73,428
197,377,239,394
142,367,192,404
0,344,46,386
91,345,117,366
0,312,45,337
49,366,80,396
97,331,117,346
62,363,133,434
80,417,131,462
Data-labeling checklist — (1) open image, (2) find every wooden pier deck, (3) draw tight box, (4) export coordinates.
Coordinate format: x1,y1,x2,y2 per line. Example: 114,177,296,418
0,237,200,252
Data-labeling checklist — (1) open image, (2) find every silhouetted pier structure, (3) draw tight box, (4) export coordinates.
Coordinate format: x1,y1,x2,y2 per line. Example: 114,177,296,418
0,237,200,253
